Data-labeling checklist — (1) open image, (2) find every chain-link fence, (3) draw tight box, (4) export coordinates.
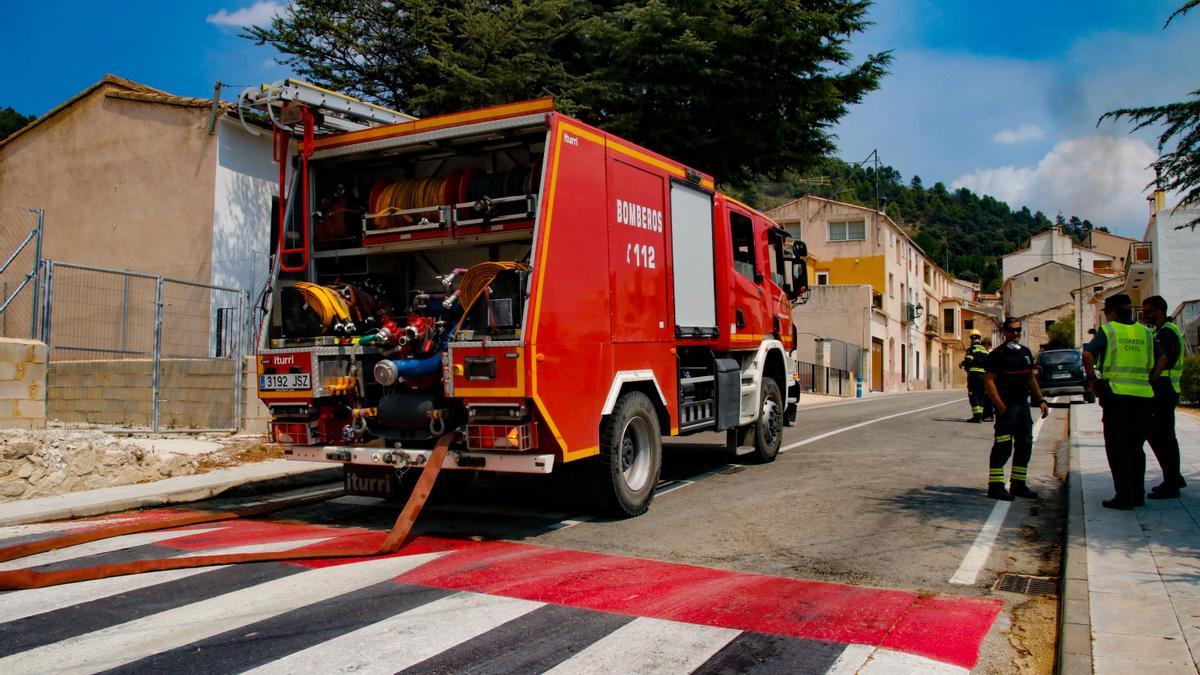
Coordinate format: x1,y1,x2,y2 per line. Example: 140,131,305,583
41,261,247,431
0,205,43,339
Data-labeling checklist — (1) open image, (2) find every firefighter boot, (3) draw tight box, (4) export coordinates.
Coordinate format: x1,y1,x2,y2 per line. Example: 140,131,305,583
1010,480,1038,499
987,482,1014,501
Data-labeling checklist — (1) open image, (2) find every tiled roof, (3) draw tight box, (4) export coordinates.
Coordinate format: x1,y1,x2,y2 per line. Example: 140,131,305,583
0,74,224,149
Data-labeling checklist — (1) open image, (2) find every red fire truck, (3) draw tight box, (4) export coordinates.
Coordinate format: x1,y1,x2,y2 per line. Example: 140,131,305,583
251,91,808,516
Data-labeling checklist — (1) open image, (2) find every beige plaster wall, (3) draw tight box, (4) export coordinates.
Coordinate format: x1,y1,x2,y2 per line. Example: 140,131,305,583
1003,263,1104,319
0,85,217,283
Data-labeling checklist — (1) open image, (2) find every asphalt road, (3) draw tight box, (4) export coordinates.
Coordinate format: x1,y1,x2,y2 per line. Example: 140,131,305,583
0,389,1070,673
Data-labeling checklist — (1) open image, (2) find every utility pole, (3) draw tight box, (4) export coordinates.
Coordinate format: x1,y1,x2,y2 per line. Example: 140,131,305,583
1077,252,1084,347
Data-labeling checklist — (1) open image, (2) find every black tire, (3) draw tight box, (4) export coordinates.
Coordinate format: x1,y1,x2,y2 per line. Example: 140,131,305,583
748,378,784,463
578,391,663,517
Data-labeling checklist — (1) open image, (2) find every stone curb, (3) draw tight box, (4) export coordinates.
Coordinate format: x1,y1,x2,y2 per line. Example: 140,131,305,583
1057,405,1092,673
0,461,342,527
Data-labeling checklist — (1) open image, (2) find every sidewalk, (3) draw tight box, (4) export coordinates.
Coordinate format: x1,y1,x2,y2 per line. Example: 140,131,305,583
0,460,338,527
1066,403,1200,673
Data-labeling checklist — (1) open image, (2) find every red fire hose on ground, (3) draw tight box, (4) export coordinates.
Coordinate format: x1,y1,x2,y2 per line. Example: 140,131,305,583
0,433,456,590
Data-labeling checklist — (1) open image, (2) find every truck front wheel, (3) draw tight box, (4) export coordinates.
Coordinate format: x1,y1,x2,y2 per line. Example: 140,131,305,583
581,391,662,517
748,378,783,463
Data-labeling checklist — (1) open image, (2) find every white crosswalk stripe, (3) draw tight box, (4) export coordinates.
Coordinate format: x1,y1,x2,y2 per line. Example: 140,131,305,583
544,617,741,675
0,526,983,674
0,526,225,571
0,536,331,624
0,517,138,541
858,648,968,674
0,552,445,674
244,591,544,675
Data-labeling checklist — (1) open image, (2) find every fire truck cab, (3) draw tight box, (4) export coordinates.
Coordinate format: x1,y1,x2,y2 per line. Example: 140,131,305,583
252,93,808,516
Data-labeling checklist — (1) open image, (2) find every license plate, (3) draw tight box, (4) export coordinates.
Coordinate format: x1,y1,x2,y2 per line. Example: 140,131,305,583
1050,373,1072,379
260,373,312,390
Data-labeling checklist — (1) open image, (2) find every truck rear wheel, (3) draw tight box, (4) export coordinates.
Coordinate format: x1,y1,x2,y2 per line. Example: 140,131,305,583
748,378,783,463
581,391,662,517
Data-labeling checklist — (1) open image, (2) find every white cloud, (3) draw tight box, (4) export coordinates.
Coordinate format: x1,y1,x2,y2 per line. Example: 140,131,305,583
207,1,285,28
993,124,1045,144
952,135,1158,236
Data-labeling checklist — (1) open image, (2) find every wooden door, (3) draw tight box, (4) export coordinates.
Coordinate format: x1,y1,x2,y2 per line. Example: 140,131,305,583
871,339,884,392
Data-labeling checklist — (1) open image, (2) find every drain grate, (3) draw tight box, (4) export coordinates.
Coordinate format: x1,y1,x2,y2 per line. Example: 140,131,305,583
994,574,1059,596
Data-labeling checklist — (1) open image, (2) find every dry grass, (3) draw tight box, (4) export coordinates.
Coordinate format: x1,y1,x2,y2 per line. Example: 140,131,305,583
192,441,285,474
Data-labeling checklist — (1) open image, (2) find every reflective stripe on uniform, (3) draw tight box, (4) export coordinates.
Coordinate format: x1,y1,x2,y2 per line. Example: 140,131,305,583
1162,322,1184,394
989,468,1005,483
1011,466,1028,480
995,434,1012,443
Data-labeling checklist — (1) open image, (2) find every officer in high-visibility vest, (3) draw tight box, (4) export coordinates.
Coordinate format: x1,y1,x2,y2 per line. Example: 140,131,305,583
1141,295,1187,499
983,317,1049,501
961,331,990,422
1082,294,1167,510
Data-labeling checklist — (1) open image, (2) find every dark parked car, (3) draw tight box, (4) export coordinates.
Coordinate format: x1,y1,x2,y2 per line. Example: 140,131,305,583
1036,349,1094,403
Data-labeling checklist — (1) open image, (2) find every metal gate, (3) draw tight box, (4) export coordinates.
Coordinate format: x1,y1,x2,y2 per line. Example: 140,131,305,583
0,205,44,339
41,261,247,432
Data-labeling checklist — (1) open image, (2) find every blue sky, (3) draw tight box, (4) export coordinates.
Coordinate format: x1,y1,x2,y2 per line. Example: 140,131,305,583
3,1,1196,237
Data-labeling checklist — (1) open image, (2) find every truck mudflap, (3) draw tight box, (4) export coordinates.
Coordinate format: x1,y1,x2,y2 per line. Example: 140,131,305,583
285,445,555,474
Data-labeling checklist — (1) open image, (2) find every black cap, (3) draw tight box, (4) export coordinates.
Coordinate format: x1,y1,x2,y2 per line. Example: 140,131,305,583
1104,293,1132,310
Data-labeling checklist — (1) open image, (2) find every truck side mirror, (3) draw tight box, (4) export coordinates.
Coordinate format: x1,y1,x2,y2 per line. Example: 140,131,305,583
793,241,807,258
786,259,809,301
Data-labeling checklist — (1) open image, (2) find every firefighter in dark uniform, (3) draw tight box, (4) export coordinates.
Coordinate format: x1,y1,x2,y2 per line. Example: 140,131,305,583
980,338,995,421
1082,294,1166,509
1141,295,1186,499
983,317,1049,500
962,331,990,422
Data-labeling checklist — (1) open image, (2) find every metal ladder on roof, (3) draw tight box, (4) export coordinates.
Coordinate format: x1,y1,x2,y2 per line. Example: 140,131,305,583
237,78,416,136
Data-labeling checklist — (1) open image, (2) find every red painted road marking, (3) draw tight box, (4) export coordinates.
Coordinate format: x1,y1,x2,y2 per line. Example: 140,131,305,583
13,513,1002,670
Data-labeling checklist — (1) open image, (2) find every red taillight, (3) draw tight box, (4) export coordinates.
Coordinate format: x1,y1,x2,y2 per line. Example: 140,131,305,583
467,423,535,451
271,422,311,445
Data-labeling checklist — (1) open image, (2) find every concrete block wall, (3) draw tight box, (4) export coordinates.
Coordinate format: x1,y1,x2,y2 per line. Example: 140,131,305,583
48,358,238,429
0,338,47,429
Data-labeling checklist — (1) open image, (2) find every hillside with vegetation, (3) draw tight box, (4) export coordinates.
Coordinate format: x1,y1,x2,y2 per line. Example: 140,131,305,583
728,158,1102,292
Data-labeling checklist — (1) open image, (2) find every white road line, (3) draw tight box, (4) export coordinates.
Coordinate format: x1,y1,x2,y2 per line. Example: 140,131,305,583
0,537,332,624
779,398,962,453
244,591,543,675
948,398,1056,586
795,388,954,412
0,526,225,571
0,552,445,673
948,501,1012,586
547,516,593,531
544,617,741,675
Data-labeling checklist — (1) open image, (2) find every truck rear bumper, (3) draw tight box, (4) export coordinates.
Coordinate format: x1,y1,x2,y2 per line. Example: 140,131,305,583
284,445,555,474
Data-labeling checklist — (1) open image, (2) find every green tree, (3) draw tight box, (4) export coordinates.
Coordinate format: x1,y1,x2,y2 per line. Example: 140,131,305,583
0,106,36,141
246,0,890,182
1045,313,1076,350
1100,1,1199,228
1181,354,1200,403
